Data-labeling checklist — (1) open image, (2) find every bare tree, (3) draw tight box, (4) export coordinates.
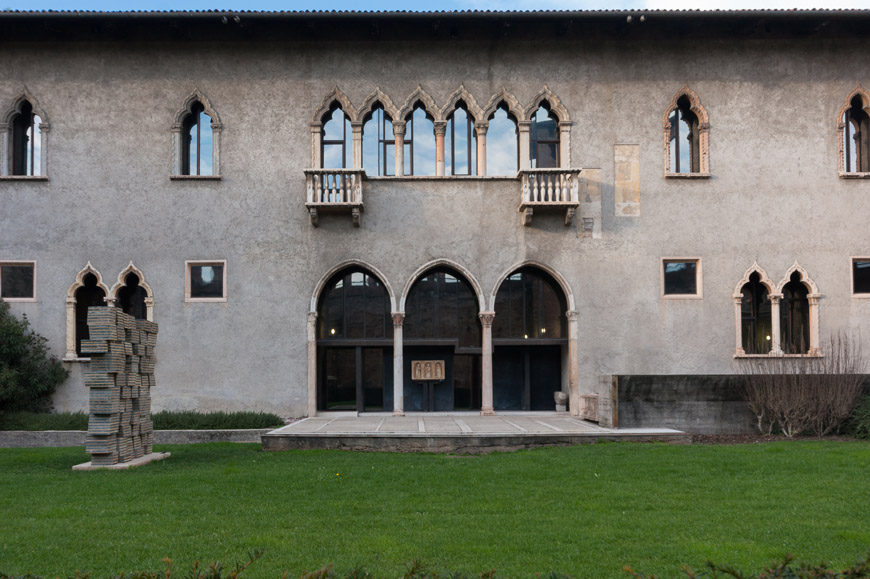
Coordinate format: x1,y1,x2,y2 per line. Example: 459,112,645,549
739,331,867,437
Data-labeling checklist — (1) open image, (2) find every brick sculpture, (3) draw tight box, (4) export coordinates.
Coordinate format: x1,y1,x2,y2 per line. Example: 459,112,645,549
81,307,157,466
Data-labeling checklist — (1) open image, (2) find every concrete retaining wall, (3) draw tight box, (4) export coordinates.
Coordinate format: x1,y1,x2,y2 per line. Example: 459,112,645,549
0,429,271,448
617,375,756,434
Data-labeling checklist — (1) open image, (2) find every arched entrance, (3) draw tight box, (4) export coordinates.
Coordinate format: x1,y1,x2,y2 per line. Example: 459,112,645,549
492,267,567,411
403,268,481,411
316,268,393,411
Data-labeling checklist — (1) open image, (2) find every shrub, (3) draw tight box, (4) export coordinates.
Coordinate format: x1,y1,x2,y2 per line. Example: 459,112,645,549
0,411,88,431
843,392,870,439
150,411,284,430
0,300,68,415
739,332,867,437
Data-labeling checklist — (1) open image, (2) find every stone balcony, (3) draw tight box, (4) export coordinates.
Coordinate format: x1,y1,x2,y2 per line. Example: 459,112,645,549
304,168,365,227
519,168,581,226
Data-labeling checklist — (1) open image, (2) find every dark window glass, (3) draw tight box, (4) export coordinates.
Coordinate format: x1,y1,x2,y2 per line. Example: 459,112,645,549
663,261,698,295
322,105,353,170
322,347,357,410
854,260,870,294
190,264,224,299
740,273,772,355
446,105,476,176
844,96,870,173
493,268,566,340
117,273,147,320
0,264,34,299
181,102,213,176
669,96,700,174
530,105,559,169
405,105,436,176
74,273,106,356
405,269,480,347
362,105,394,176
317,269,391,341
11,101,41,176
781,272,810,354
487,105,518,176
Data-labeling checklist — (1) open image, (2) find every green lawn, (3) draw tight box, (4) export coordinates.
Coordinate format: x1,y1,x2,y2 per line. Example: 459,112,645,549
0,442,868,578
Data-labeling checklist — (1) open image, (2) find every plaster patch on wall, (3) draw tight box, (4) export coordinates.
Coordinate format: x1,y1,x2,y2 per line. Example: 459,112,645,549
614,144,640,216
579,168,603,238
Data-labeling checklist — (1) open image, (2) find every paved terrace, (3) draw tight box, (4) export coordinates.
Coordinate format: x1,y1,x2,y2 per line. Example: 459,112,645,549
261,414,689,452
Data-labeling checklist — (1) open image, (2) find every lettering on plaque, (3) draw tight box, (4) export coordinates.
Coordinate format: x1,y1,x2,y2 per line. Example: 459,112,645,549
412,360,445,381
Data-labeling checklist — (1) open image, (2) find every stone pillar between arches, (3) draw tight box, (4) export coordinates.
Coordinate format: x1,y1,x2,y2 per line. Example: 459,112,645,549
479,312,495,415
392,313,405,415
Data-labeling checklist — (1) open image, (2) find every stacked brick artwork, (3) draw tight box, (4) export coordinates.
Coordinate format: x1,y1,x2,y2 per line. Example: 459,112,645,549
80,307,158,466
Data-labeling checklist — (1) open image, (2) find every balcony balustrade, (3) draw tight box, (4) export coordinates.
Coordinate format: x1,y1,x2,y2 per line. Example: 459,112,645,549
519,168,581,226
304,168,365,227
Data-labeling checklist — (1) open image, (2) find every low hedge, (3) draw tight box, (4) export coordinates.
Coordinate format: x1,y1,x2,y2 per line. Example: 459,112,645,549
0,411,284,431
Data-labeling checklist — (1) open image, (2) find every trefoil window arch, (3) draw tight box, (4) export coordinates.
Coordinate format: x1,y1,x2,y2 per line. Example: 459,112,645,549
445,102,476,176
172,91,221,178
362,104,395,176
64,263,109,360
321,104,353,169
404,103,436,176
487,103,519,176
2,93,49,178
663,88,710,177
529,103,559,169
839,88,870,176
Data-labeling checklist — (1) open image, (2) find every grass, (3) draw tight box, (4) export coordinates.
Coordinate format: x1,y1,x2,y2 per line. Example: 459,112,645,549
0,441,868,577
0,411,284,431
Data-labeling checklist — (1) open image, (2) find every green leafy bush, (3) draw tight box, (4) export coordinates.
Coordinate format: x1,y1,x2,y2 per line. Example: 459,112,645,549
150,411,284,430
0,300,68,415
843,391,870,439
0,411,88,431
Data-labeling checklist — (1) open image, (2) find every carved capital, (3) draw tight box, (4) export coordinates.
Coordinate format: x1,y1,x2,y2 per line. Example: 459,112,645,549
478,311,495,327
308,311,318,325
808,294,821,306
392,312,405,327
565,310,579,321
351,122,364,131
769,294,783,304
392,121,406,137
433,122,447,136
474,121,489,133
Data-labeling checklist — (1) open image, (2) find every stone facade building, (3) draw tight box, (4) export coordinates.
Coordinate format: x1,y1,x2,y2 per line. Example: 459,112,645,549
2,9,869,433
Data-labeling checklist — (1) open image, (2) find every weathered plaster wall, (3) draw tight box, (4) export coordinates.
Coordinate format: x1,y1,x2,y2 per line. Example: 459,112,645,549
2,27,869,418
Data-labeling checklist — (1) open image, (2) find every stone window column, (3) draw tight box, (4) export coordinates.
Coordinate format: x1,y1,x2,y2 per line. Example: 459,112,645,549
559,122,572,168
769,294,783,355
392,313,405,415
393,121,406,177
310,123,322,168
434,121,446,176
732,295,745,356
518,121,531,171
64,296,78,360
307,312,318,416
566,310,580,415
351,122,364,169
479,312,495,415
171,125,183,175
808,294,821,355
475,122,488,176
210,121,222,176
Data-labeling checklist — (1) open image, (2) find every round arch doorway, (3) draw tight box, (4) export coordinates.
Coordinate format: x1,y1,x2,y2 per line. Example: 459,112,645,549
492,267,568,411
403,267,481,412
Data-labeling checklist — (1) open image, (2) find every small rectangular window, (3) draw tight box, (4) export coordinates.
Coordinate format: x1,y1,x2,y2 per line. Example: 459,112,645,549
853,258,870,295
0,262,36,300
662,258,701,298
185,261,226,302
